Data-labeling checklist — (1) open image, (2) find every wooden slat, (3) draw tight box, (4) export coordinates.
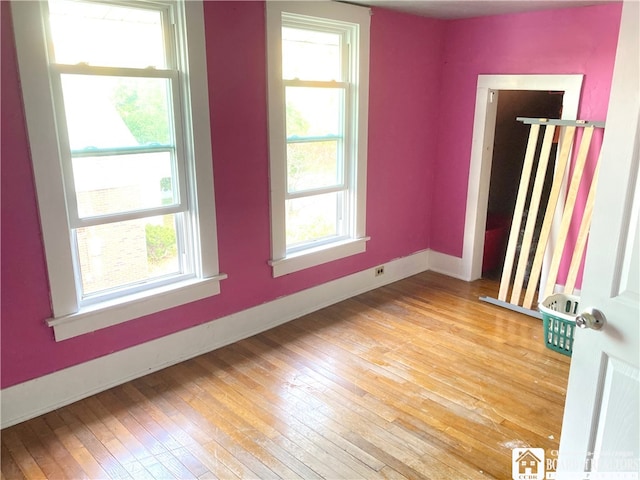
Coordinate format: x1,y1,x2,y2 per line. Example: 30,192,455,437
564,159,601,294
543,126,595,298
510,124,557,304
498,124,542,301
522,126,577,309
1,272,570,480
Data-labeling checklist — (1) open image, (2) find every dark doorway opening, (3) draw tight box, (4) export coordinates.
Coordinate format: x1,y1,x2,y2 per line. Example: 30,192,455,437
483,90,564,280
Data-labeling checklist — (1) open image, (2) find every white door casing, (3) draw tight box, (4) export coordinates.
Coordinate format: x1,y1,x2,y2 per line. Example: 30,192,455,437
463,75,583,283
557,1,639,477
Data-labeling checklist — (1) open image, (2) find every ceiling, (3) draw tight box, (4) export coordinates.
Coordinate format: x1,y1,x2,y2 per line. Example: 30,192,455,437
349,0,617,19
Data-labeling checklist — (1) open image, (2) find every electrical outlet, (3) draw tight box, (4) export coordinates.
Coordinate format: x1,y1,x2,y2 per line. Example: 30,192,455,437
375,266,385,277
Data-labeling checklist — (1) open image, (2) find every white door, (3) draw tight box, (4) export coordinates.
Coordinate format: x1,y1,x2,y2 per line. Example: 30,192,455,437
557,1,639,478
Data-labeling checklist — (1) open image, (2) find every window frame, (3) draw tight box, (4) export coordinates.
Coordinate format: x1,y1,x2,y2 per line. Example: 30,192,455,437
266,1,371,277
11,0,226,341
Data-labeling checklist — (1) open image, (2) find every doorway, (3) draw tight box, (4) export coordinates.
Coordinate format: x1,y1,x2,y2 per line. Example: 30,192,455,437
461,74,583,290
482,90,564,280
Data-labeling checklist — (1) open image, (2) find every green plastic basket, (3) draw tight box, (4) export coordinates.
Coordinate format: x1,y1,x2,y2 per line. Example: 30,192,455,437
539,294,580,356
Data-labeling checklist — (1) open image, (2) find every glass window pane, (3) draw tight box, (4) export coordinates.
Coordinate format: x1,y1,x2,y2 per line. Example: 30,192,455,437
76,214,181,296
286,192,344,248
61,75,172,150
282,27,341,81
286,87,343,138
48,0,166,69
73,152,177,218
287,141,340,192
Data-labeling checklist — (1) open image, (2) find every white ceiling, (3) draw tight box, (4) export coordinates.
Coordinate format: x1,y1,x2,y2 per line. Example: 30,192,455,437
350,0,617,19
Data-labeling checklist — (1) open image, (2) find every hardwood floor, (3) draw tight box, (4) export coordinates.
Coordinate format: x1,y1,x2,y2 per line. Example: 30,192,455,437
1,272,570,479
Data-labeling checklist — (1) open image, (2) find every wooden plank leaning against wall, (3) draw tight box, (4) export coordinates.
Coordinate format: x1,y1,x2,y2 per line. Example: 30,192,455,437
489,117,605,314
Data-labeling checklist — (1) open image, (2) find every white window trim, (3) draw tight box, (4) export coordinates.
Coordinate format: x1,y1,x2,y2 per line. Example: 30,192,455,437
266,1,371,278
11,0,226,341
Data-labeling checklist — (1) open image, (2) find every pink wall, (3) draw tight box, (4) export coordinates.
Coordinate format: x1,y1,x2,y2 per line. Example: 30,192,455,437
430,3,623,267
0,3,443,388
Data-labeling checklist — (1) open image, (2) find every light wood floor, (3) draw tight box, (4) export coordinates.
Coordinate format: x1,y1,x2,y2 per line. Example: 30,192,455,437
1,272,570,480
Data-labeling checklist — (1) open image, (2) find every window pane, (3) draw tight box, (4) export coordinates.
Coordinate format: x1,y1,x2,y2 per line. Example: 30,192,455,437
286,87,343,138
61,75,172,150
287,141,340,192
76,214,182,296
48,0,166,69
286,192,344,248
282,27,341,81
73,152,177,218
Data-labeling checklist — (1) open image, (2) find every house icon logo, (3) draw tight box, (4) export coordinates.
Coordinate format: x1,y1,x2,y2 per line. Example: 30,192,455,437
512,448,545,480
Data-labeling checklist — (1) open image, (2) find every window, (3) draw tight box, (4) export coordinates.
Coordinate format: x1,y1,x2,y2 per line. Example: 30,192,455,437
11,0,225,340
266,1,371,277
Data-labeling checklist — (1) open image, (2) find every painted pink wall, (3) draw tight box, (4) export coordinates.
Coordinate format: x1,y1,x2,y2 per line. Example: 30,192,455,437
0,3,443,388
367,9,444,259
430,3,623,279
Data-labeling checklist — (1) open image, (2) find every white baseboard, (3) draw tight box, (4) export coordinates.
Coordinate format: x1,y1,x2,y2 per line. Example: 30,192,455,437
1,250,432,429
427,250,466,280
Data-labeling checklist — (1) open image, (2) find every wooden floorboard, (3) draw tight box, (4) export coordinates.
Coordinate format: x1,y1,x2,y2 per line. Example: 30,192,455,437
1,272,570,479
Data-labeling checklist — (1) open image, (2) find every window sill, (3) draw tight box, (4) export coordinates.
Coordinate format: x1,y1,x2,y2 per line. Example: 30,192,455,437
269,237,370,277
47,274,227,341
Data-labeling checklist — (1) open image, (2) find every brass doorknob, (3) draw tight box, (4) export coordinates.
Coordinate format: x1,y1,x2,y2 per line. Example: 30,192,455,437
575,308,606,330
